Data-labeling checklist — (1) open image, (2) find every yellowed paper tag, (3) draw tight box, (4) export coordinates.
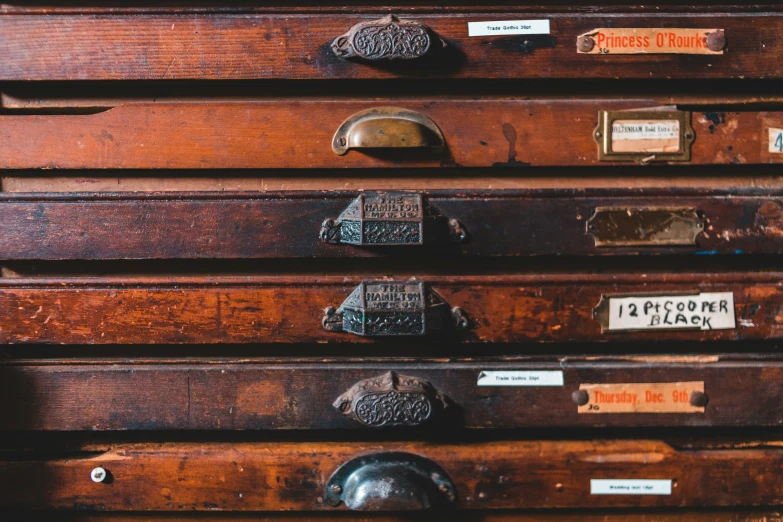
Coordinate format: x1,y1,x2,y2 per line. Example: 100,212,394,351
611,120,681,154
578,382,705,414
578,28,723,55
770,128,783,153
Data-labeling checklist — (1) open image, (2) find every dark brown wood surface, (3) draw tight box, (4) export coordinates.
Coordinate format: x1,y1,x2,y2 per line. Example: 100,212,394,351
1,355,781,431
2,189,783,259
0,8,780,80
0,99,779,169
0,273,775,344
1,439,782,510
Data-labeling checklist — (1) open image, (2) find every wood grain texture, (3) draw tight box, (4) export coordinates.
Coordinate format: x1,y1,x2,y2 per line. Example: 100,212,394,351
1,440,783,510
0,273,775,344
0,10,780,80
2,189,783,259
2,355,783,431
0,100,779,169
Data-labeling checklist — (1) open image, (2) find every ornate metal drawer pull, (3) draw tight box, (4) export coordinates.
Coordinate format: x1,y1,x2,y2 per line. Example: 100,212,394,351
324,452,456,510
332,106,445,156
322,280,469,337
334,371,449,427
320,192,466,246
331,15,446,61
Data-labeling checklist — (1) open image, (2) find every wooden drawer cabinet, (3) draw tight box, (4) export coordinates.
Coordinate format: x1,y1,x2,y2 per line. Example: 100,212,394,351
0,6,779,81
1,355,781,431
2,439,782,511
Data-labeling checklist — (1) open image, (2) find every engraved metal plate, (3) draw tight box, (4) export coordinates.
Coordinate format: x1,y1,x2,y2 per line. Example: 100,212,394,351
334,371,448,427
322,280,468,337
587,207,705,247
331,15,445,61
321,193,465,246
595,109,694,164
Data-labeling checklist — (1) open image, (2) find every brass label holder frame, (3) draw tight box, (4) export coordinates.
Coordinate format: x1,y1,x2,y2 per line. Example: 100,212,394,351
594,109,695,164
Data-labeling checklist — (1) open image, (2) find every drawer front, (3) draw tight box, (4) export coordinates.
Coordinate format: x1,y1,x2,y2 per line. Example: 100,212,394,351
1,356,780,431
0,8,778,80
1,440,781,510
1,100,780,169
0,273,774,344
3,189,783,259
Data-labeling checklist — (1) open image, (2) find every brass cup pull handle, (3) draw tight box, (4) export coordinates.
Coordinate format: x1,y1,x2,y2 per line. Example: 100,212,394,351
331,15,446,62
332,107,445,156
334,371,449,428
324,452,456,510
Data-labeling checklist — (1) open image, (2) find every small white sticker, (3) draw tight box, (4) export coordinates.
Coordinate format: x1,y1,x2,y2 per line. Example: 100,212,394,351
468,20,551,37
591,479,672,495
612,120,680,141
477,371,564,387
606,292,735,331
770,128,783,153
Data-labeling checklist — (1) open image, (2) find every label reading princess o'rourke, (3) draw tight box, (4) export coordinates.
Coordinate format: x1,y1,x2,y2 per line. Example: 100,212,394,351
578,28,723,55
611,120,680,154
597,292,735,332
578,382,705,414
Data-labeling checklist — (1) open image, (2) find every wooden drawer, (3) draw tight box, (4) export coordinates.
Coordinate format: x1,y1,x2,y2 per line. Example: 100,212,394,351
2,99,782,169
0,272,773,344
2,355,781,431
2,439,782,510
0,6,778,81
4,188,783,259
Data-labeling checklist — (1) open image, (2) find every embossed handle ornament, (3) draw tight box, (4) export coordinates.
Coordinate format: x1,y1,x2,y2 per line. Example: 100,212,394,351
331,15,446,61
334,371,448,427
320,192,466,246
322,280,469,337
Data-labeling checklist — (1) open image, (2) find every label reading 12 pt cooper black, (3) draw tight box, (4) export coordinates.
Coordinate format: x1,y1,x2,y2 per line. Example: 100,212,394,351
607,292,735,331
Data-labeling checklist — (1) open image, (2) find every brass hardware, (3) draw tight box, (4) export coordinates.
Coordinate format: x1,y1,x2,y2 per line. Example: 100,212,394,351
324,452,456,510
320,192,466,246
690,390,709,407
331,15,446,61
572,390,590,406
595,109,694,163
334,371,449,427
587,207,705,247
332,107,445,156
706,30,726,52
577,35,596,53
322,280,468,337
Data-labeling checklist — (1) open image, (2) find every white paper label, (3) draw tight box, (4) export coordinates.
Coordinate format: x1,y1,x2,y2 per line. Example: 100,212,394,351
612,120,680,141
607,292,735,331
468,20,551,37
591,479,672,495
477,371,564,387
770,128,783,153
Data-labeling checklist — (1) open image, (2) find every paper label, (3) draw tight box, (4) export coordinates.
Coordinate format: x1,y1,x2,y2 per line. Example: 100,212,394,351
468,20,550,37
578,28,723,55
770,128,783,153
611,120,681,154
477,371,564,387
578,382,705,414
605,292,735,331
591,479,672,495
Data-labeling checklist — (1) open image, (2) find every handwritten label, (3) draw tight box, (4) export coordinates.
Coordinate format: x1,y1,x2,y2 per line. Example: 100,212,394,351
611,119,680,154
770,128,783,153
606,292,735,331
468,20,550,37
477,371,564,387
578,28,723,55
591,479,672,495
578,382,705,414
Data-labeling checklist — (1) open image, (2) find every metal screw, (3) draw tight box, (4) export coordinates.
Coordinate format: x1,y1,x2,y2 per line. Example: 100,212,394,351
706,30,726,52
329,484,342,495
595,131,603,138
684,132,694,140
339,137,347,146
91,467,108,483
578,35,596,53
690,391,708,408
572,390,589,406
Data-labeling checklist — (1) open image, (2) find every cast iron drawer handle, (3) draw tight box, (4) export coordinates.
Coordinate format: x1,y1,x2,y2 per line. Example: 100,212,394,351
320,192,466,246
322,280,469,337
334,371,449,427
332,107,445,155
324,452,456,510
331,15,446,61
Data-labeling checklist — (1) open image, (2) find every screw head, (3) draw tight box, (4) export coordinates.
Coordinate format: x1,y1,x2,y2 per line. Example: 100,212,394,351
572,390,590,406
706,30,726,52
329,484,342,494
690,391,708,408
578,36,596,53
90,467,108,483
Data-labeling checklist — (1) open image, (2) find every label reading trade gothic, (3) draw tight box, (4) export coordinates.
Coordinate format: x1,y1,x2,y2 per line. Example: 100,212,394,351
611,120,680,154
578,28,723,55
605,292,735,331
